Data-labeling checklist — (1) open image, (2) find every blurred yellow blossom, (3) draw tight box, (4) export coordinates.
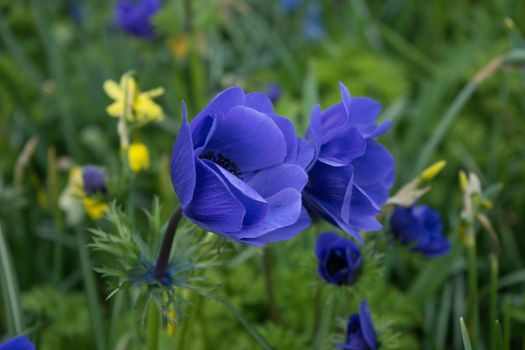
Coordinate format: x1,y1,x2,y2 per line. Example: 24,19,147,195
83,197,109,220
170,35,190,61
128,142,150,172
104,73,164,123
166,307,177,336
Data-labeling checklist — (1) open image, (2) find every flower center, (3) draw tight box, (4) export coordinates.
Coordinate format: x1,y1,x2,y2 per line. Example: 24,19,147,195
200,151,242,177
326,250,348,275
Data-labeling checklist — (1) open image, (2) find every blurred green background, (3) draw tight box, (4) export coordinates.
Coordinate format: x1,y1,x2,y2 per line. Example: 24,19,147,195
1,0,525,349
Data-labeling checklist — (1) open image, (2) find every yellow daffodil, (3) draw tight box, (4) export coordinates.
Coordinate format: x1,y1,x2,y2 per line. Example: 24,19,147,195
103,73,164,123
128,142,150,172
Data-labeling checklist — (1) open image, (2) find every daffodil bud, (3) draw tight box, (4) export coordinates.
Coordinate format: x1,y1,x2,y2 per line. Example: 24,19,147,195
128,142,150,172
420,160,446,181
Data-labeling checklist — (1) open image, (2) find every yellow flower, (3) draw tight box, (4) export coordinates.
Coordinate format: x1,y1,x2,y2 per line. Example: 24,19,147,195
103,73,164,123
128,142,150,172
420,160,446,181
83,197,109,220
166,307,177,336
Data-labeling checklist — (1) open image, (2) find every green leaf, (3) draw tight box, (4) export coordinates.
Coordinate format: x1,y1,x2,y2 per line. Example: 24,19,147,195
460,317,473,350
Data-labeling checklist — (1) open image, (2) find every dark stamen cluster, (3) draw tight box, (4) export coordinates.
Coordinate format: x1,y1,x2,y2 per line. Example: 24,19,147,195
200,151,242,178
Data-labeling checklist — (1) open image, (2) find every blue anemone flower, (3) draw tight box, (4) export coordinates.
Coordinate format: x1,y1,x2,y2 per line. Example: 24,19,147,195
390,204,450,256
337,301,377,350
116,0,160,39
302,83,395,243
82,165,107,195
0,336,35,350
315,232,362,286
170,87,312,246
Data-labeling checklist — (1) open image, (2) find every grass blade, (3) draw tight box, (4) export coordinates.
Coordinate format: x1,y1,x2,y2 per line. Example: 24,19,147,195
460,317,473,350
0,224,24,335
219,298,273,350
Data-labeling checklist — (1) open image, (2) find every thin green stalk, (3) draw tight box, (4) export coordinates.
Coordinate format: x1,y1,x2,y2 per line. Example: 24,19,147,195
108,291,125,349
465,232,480,349
0,224,24,335
77,228,105,350
313,291,335,350
146,299,160,350
490,255,499,350
262,247,280,323
503,298,511,350
460,317,473,350
495,320,503,350
48,147,64,284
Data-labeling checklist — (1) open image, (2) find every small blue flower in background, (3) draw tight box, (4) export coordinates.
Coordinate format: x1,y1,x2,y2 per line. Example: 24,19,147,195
337,301,377,350
171,87,312,246
264,83,282,104
390,204,450,256
280,0,302,12
315,232,362,286
115,0,160,39
302,82,395,244
82,165,107,195
303,3,325,42
0,336,35,350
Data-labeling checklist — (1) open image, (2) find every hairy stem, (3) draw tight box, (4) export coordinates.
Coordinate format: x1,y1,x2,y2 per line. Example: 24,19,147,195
153,206,183,279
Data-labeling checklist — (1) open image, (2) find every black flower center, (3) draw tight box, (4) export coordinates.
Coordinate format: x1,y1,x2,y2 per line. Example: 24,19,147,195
326,251,348,275
200,151,242,178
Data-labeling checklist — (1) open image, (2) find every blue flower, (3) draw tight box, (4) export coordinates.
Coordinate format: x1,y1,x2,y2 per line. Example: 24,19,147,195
302,83,395,243
116,0,160,39
280,0,302,12
264,83,282,104
337,301,377,350
303,3,325,42
82,165,107,195
0,336,35,350
170,87,312,246
390,205,450,256
315,232,362,286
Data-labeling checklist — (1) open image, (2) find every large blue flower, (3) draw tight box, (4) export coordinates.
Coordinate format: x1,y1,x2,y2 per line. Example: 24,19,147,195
0,336,35,350
116,0,160,39
302,83,395,243
337,301,377,350
171,87,311,246
390,204,450,256
315,232,362,286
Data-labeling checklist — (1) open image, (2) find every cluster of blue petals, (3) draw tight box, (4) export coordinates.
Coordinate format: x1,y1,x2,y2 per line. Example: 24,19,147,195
390,204,450,256
337,301,378,350
170,83,395,246
82,165,107,195
316,232,362,285
0,336,35,350
116,0,160,39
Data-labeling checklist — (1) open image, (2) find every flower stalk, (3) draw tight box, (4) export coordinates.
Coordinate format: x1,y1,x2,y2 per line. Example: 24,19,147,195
153,206,183,280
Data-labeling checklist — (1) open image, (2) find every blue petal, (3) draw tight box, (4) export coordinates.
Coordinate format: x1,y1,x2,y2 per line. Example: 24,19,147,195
240,208,310,246
183,159,245,233
315,232,342,260
205,160,269,228
306,104,323,164
247,164,308,198
270,114,298,163
0,336,35,350
244,92,274,113
352,140,395,187
171,103,196,207
204,105,287,171
192,114,217,152
417,235,451,256
296,138,315,170
318,126,366,166
235,188,302,239
359,301,378,349
191,87,245,130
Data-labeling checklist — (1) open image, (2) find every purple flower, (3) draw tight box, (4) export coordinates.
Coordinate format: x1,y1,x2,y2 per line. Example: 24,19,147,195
315,232,362,286
116,0,160,39
0,336,35,350
302,83,395,243
265,83,282,104
170,87,312,246
337,301,377,350
390,205,450,256
82,165,106,195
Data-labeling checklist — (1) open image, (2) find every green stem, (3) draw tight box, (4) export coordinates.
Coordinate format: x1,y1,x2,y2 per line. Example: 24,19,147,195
312,290,335,350
146,299,160,350
77,227,105,350
262,247,280,323
503,298,511,350
490,254,499,350
465,232,480,349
